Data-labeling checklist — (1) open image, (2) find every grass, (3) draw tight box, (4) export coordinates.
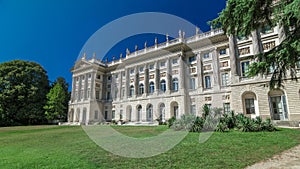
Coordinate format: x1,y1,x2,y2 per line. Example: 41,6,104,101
0,125,300,169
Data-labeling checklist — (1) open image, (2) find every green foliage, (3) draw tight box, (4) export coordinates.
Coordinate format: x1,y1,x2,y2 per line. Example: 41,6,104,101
167,116,176,128
210,0,300,88
44,83,67,122
51,77,70,121
0,60,49,126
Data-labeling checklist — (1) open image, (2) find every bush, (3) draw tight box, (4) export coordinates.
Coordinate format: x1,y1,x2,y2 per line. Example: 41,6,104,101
168,116,176,128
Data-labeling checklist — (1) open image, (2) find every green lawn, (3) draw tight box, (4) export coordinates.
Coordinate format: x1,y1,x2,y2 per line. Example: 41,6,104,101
0,125,300,169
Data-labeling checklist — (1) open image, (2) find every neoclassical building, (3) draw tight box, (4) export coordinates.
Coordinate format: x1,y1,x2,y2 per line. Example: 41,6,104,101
68,25,300,125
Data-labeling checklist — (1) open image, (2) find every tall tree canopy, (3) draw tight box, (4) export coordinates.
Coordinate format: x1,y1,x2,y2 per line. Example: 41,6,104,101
44,83,67,122
0,60,49,126
211,0,300,88
45,77,70,122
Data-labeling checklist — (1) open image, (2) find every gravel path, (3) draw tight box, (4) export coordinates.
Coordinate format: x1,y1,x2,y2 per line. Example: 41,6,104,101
246,144,300,169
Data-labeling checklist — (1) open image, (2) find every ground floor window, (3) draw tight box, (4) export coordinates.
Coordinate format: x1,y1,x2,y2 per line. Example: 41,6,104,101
223,103,230,114
245,98,255,114
190,105,196,115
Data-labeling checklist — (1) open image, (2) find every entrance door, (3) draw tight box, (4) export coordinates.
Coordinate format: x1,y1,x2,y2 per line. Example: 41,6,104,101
270,96,288,120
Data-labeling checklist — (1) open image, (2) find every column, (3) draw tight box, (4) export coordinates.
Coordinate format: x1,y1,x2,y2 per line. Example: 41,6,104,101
212,48,220,91
144,66,149,95
124,69,129,98
155,62,160,93
90,72,95,100
179,54,185,91
196,52,203,90
134,67,138,96
278,25,286,43
111,73,116,100
71,76,76,102
166,58,171,93
229,34,239,83
84,74,88,100
251,29,263,55
118,72,122,100
78,76,82,101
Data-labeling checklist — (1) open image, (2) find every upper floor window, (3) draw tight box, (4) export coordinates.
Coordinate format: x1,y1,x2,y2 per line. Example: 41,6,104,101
97,75,101,79
172,78,179,92
172,58,178,64
241,61,250,77
138,84,144,95
203,53,210,59
107,76,111,81
221,73,229,86
139,67,144,72
261,25,273,34
149,64,154,70
190,78,196,90
130,69,134,75
160,61,166,67
160,80,166,92
149,82,155,93
204,76,211,89
189,56,196,63
129,85,134,97
88,73,92,79
219,49,227,55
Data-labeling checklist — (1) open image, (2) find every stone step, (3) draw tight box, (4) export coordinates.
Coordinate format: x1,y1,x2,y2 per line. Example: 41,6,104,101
272,120,300,127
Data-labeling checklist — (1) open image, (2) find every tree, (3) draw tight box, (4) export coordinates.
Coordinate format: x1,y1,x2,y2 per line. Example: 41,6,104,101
210,0,300,88
44,83,66,122
0,60,49,126
52,77,70,121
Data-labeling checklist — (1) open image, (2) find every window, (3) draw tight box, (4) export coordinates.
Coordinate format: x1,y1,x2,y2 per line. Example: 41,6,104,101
104,111,108,120
139,84,144,95
296,61,300,69
115,74,118,79
94,110,99,119
172,58,178,64
96,91,100,100
221,73,229,86
129,85,134,97
88,73,92,79
122,88,125,97
189,56,196,63
139,67,144,72
160,80,166,92
149,82,155,93
97,75,101,79
172,78,179,92
130,69,134,74
205,104,212,109
106,92,111,100
120,110,123,120
219,49,227,55
160,61,166,67
204,76,211,89
245,98,255,114
241,61,250,77
107,84,111,89
261,25,273,34
149,64,154,70
203,53,210,59
190,105,196,115
190,78,196,90
107,76,111,81
112,110,115,119
223,103,230,114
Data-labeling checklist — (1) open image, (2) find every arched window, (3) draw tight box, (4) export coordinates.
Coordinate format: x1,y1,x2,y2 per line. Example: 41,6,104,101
172,78,179,92
147,104,153,122
149,82,155,93
160,80,166,92
139,84,144,95
129,85,134,97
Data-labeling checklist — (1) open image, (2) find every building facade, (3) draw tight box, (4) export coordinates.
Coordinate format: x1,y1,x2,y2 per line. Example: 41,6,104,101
68,26,300,125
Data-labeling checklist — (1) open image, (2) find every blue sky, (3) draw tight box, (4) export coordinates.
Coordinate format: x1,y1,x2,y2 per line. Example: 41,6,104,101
0,0,226,86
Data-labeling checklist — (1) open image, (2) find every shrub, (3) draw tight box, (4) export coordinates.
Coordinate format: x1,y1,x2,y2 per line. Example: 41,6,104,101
168,116,176,128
